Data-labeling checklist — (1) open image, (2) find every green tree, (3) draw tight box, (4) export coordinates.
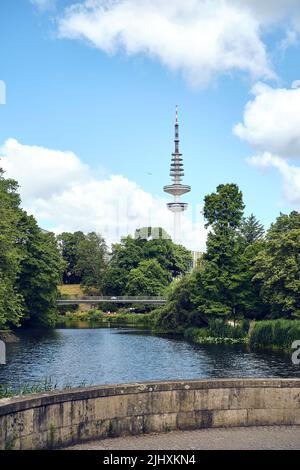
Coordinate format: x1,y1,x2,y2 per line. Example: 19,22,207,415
198,230,248,318
0,169,23,328
198,183,249,319
126,259,169,296
0,169,64,329
58,231,85,284
240,214,264,244
240,240,268,320
102,266,126,296
102,231,192,295
143,239,192,278
253,211,300,319
156,271,202,330
203,183,244,230
17,214,65,327
76,232,107,292
102,236,143,295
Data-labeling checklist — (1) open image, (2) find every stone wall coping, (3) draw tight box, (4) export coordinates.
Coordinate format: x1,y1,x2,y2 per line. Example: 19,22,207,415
0,378,299,417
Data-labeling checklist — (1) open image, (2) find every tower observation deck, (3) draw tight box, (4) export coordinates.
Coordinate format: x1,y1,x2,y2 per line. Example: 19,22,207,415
163,106,191,244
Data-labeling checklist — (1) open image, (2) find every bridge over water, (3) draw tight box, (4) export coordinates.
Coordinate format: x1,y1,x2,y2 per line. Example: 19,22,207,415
57,296,167,306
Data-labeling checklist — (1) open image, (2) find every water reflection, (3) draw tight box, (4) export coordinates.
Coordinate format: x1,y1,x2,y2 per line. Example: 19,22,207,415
0,328,299,391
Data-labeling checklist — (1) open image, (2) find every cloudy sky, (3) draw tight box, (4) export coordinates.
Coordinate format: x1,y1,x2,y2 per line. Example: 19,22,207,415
1,0,300,249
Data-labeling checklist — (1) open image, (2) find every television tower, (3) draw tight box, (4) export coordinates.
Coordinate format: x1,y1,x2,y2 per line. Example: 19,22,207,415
164,106,191,244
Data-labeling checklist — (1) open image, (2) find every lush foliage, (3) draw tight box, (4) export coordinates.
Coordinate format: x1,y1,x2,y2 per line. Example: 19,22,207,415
0,169,64,328
240,214,264,245
17,215,65,327
75,232,108,292
157,183,300,342
126,259,169,295
198,184,250,318
203,183,244,230
0,170,24,327
57,231,85,284
102,234,192,296
252,212,300,319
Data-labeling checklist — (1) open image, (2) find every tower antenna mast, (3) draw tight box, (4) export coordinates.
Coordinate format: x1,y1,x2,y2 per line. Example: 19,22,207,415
163,106,191,244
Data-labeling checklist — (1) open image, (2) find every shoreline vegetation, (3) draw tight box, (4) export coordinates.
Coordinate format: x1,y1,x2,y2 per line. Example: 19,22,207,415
56,308,300,354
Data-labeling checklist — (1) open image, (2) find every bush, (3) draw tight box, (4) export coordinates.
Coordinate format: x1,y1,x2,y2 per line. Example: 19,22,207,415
249,319,300,351
208,318,247,339
184,327,209,343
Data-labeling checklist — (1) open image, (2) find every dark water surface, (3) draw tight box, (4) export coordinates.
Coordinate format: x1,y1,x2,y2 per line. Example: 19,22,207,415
0,328,299,391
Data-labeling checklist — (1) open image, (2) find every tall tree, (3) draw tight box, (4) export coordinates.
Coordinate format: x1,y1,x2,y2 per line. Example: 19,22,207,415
0,169,64,328
17,214,65,327
253,211,300,319
58,231,85,284
0,169,23,328
203,183,245,230
76,232,107,292
199,183,248,319
240,214,264,244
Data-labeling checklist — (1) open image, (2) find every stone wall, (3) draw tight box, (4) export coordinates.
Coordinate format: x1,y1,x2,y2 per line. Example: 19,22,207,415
0,378,299,450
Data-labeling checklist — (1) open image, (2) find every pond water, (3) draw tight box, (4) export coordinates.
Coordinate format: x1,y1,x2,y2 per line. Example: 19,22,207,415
0,327,299,391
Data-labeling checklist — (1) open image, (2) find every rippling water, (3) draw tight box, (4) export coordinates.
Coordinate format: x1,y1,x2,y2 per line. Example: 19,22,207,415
0,328,299,390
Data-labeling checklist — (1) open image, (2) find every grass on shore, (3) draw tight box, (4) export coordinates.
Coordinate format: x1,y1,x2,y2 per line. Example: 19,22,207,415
58,284,84,297
249,319,300,352
0,378,88,399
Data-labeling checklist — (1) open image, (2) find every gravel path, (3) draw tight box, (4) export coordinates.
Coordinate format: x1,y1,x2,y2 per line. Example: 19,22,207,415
67,426,300,450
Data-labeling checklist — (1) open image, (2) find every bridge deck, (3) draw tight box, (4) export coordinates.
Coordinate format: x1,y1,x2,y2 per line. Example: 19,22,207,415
57,296,167,305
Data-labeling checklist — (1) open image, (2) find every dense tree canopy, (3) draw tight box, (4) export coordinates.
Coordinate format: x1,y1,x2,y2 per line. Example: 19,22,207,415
126,259,169,296
17,214,65,327
0,169,64,328
158,183,299,330
58,231,85,284
198,183,249,318
203,183,244,230
75,232,108,292
253,212,300,319
0,170,24,327
102,233,192,296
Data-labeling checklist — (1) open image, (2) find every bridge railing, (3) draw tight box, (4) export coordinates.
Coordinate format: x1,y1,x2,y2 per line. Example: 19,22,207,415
57,295,167,304
59,296,166,301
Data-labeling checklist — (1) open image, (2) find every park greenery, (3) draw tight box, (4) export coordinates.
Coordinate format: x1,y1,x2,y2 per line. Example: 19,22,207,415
0,168,299,353
155,184,300,333
0,170,64,328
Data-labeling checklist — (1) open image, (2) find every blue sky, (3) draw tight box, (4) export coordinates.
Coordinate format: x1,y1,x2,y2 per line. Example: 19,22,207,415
1,1,300,249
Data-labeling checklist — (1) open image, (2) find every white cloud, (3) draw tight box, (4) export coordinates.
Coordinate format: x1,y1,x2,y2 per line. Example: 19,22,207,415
0,138,90,200
235,82,300,207
0,139,206,251
234,82,300,159
57,0,278,87
249,153,300,205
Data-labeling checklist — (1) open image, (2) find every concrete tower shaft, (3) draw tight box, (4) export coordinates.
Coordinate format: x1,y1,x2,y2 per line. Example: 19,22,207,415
163,106,191,244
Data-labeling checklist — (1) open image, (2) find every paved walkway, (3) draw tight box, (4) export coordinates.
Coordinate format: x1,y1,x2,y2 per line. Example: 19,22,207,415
67,426,300,450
